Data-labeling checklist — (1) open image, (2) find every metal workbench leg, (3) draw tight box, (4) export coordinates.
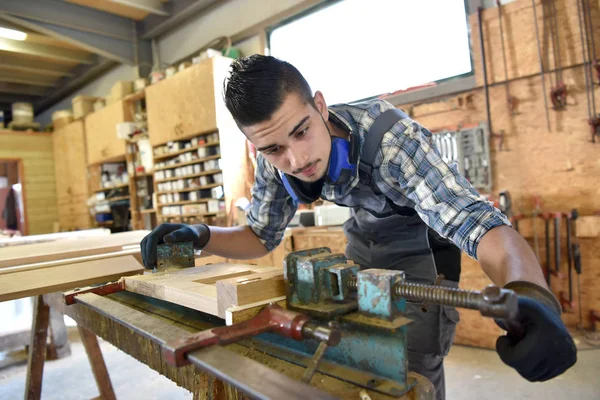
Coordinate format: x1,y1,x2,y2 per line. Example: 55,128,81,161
78,325,117,400
24,295,50,400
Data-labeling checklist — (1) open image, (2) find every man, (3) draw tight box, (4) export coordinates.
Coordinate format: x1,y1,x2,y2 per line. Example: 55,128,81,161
141,55,576,399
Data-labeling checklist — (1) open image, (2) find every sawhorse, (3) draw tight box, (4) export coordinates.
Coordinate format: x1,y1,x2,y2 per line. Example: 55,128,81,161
24,294,116,400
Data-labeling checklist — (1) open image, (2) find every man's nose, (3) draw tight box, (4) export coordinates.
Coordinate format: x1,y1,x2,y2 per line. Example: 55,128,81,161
288,147,308,171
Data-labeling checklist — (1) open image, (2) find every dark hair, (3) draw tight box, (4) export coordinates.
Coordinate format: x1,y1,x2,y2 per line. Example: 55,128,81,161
223,55,315,127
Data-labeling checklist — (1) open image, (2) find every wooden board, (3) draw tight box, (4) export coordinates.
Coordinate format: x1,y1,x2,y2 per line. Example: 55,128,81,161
225,296,287,326
122,263,280,317
0,255,143,302
216,270,285,318
0,248,140,276
0,230,148,268
0,130,58,234
0,228,109,247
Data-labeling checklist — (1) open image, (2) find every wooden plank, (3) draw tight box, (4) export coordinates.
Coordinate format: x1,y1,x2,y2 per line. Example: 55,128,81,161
225,296,287,326
0,230,148,268
0,255,143,302
122,263,279,317
0,228,109,247
0,248,140,275
216,270,285,318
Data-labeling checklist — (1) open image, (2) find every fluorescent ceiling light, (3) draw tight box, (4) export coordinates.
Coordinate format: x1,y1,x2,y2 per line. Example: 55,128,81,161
0,27,27,41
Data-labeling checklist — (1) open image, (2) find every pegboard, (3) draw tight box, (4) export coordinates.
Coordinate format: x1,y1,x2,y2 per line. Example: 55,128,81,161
432,122,492,193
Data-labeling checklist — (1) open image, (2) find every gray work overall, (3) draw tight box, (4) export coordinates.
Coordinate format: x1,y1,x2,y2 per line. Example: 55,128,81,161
330,108,461,400
344,209,460,400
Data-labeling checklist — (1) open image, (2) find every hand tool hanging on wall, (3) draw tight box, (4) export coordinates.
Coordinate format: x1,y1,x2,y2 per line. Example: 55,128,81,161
559,210,576,311
553,212,561,277
570,209,584,328
541,213,552,286
577,0,600,142
496,0,519,115
544,0,567,110
477,7,506,151
532,196,542,262
531,0,552,132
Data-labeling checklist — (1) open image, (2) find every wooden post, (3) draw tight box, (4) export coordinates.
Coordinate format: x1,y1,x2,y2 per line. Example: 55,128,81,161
24,295,50,400
78,325,117,400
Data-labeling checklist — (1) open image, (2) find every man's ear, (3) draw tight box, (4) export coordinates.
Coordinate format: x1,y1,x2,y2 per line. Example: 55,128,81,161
313,91,329,121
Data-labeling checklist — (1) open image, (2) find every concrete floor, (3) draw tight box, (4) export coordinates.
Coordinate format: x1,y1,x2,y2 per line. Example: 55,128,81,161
1,332,598,400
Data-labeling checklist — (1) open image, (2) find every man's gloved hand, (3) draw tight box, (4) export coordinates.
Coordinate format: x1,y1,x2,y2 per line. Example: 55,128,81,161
140,223,210,270
496,282,577,382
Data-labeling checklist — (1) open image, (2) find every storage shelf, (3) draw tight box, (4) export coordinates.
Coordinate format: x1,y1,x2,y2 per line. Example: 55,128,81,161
155,169,222,183
94,183,129,193
140,208,156,214
156,183,222,195
153,141,220,161
154,154,220,171
156,198,220,207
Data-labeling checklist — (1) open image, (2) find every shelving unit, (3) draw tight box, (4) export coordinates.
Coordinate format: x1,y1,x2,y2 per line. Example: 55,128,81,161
151,132,226,225
123,89,157,230
88,160,131,231
142,56,253,228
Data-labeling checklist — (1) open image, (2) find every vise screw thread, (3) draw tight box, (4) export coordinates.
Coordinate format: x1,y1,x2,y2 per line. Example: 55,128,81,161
347,276,483,311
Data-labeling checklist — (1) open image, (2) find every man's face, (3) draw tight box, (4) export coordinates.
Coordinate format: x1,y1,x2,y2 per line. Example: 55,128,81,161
242,91,332,182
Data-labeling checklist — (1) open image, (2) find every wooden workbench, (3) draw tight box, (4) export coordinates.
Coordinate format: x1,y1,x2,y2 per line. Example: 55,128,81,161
47,290,434,400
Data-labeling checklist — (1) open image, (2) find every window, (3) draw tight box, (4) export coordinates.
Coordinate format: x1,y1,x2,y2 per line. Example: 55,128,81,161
268,0,472,105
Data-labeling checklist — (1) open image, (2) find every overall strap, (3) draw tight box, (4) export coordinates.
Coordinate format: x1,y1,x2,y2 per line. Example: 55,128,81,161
357,107,416,217
358,108,407,181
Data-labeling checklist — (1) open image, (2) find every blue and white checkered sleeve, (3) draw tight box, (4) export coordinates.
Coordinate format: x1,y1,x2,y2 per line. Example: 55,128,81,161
246,154,297,252
378,118,511,260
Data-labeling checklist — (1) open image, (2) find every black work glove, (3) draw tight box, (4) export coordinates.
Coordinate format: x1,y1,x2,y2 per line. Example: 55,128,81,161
495,281,577,382
140,223,210,270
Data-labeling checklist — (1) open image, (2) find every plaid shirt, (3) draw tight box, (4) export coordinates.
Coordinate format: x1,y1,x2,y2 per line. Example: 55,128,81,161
246,99,510,259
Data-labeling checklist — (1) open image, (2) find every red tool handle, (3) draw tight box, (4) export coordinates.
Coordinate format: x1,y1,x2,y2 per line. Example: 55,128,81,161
163,305,339,367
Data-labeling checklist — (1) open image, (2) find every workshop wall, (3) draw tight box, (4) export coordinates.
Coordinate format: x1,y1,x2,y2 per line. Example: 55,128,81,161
0,131,58,234
392,0,600,346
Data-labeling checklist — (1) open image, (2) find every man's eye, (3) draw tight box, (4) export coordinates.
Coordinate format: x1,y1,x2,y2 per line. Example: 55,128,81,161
266,146,281,155
295,127,308,138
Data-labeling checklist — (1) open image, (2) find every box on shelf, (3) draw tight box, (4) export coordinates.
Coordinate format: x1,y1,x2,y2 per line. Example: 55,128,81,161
52,110,73,130
116,122,137,139
109,80,133,104
93,98,105,112
72,95,99,119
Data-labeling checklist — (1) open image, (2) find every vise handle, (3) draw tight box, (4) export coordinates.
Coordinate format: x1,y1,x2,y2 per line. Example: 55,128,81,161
162,304,341,367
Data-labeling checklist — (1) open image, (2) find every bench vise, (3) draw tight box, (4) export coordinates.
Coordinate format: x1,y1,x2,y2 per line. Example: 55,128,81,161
254,247,521,397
